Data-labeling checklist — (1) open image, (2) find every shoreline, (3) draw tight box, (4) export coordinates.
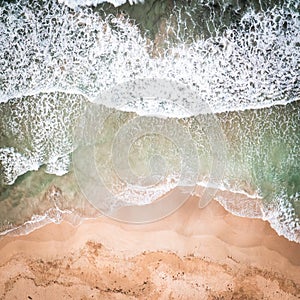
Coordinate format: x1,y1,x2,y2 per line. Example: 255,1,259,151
2,182,298,243
0,196,299,299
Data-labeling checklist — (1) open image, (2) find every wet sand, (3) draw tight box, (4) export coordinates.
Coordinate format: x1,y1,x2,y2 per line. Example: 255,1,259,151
0,194,299,299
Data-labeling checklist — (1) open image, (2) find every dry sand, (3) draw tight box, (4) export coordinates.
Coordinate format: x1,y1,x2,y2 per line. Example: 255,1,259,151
0,194,299,299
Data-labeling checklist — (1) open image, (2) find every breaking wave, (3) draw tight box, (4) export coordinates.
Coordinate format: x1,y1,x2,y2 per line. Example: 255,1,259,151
0,0,299,242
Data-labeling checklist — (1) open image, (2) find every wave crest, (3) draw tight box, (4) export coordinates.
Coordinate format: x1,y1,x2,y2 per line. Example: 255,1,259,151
0,1,299,114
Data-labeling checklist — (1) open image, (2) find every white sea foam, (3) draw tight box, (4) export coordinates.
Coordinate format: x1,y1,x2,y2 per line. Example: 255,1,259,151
197,180,262,200
216,194,300,243
0,92,84,184
0,0,299,241
59,0,143,9
262,192,300,242
3,184,298,243
0,206,73,237
0,148,40,184
0,1,299,114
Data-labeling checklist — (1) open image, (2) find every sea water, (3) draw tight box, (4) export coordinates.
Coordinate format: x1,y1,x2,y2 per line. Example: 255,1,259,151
0,0,299,241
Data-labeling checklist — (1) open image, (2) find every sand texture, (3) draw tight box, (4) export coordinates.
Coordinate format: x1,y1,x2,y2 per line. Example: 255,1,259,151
0,196,299,299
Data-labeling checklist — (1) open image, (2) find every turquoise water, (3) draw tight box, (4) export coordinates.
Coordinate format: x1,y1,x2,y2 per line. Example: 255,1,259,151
0,94,299,240
0,0,299,241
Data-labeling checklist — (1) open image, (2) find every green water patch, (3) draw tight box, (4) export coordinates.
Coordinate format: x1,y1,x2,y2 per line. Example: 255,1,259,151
0,164,93,234
0,89,299,238
0,166,56,202
218,100,300,227
94,0,292,42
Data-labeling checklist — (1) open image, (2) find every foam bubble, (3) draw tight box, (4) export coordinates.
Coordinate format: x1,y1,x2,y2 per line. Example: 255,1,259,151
0,92,85,185
0,0,299,241
60,0,144,9
262,192,300,242
0,0,299,113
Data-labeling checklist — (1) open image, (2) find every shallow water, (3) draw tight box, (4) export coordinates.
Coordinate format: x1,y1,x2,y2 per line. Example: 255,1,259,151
0,0,299,241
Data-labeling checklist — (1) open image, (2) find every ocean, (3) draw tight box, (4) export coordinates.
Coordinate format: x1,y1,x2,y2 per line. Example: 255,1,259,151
0,0,299,241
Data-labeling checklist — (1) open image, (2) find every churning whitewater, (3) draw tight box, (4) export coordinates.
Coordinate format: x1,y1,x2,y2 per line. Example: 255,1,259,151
0,0,299,242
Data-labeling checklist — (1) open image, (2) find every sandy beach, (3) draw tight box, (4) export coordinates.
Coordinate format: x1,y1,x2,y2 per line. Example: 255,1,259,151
0,0,299,299
0,194,299,300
